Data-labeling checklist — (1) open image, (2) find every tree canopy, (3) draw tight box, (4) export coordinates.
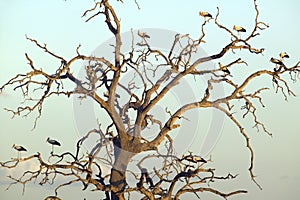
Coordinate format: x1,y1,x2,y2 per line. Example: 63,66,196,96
1,0,299,199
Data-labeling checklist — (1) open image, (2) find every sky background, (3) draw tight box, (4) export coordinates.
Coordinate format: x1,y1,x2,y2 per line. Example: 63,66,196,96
0,0,300,199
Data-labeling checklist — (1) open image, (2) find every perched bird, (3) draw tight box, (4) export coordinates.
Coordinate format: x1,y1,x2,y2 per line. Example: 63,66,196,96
47,137,61,152
138,30,150,39
233,25,246,39
270,57,283,65
233,25,246,32
279,52,289,60
12,144,27,152
270,57,284,72
12,144,27,158
185,155,207,164
199,11,213,20
218,62,230,75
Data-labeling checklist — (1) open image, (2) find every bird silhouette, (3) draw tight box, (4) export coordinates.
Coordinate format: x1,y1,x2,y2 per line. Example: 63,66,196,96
47,137,61,152
218,62,231,75
279,52,289,61
199,11,213,21
270,57,283,65
138,30,150,39
12,144,27,159
233,25,246,32
233,25,246,39
270,57,284,72
185,154,207,163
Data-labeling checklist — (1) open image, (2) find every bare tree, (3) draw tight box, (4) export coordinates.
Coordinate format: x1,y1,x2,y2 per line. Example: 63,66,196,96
1,0,300,199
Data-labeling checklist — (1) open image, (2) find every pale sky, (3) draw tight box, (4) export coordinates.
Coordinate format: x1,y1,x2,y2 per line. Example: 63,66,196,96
0,0,300,199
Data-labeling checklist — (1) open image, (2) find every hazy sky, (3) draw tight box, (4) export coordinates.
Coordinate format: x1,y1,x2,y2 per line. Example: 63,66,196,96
0,0,300,199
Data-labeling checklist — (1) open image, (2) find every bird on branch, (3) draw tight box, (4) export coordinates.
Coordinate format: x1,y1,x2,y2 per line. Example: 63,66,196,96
233,25,246,32
12,144,27,159
46,137,61,152
279,52,289,61
270,57,285,72
185,154,207,164
181,152,207,165
199,11,213,21
270,57,283,65
218,62,231,76
138,30,150,39
233,25,246,39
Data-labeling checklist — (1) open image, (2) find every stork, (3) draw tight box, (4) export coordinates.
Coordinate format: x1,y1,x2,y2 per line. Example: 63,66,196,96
46,137,61,152
279,52,289,61
218,62,230,75
270,57,283,65
233,25,246,39
185,154,207,164
199,11,213,21
138,30,150,39
233,25,246,32
182,152,207,164
12,144,27,159
270,57,284,72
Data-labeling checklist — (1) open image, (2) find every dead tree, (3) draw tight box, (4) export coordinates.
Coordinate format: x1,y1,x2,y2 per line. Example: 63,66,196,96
1,0,300,199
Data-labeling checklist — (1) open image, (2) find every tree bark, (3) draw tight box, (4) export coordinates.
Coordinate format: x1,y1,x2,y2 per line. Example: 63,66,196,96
110,137,135,200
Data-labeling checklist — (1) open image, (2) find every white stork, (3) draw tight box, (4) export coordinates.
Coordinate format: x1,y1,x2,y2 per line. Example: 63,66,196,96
279,52,289,61
233,25,246,32
138,30,150,39
218,62,230,75
47,137,61,152
12,144,27,158
270,57,283,65
270,57,284,72
185,154,207,164
199,11,213,21
233,25,246,39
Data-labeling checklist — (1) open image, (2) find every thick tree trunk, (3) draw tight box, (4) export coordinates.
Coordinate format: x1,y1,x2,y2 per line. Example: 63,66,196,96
110,137,136,200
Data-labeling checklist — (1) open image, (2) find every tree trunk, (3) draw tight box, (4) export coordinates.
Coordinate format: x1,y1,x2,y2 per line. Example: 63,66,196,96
110,137,136,200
